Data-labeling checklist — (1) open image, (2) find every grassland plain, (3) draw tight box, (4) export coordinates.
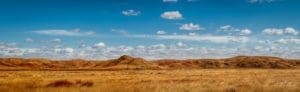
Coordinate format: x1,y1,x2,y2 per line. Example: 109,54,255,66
0,69,299,92
0,55,299,92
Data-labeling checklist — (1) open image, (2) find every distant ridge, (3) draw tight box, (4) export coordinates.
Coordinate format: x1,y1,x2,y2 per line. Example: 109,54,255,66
0,55,298,70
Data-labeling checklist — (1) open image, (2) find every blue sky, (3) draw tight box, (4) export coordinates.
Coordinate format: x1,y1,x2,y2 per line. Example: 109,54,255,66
0,0,299,59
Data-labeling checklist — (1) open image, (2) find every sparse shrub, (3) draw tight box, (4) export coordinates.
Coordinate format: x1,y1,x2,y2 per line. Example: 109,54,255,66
76,80,94,87
46,80,74,87
225,87,236,92
46,80,94,87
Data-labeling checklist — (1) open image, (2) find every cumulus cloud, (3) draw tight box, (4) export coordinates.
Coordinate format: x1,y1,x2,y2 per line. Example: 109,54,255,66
156,30,166,35
122,10,140,16
262,27,298,35
93,42,106,48
162,0,177,3
262,28,284,35
284,27,298,35
240,29,252,36
161,11,183,20
64,48,74,53
179,23,203,31
218,25,252,36
33,29,95,36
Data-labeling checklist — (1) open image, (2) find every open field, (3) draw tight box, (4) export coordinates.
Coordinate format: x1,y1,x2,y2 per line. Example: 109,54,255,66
0,56,299,92
0,69,299,92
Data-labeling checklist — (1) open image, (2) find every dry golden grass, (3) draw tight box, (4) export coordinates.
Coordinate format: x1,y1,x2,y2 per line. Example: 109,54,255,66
0,56,299,92
0,69,299,92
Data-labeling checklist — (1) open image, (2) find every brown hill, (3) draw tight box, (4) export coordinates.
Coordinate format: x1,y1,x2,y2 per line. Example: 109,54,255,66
0,55,298,70
103,55,162,70
153,56,297,69
105,55,147,66
223,56,296,69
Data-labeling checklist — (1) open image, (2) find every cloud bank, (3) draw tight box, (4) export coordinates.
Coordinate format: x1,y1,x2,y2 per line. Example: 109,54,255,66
33,29,95,36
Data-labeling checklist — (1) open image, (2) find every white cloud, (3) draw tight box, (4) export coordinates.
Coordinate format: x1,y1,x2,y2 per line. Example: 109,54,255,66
188,32,197,36
240,29,252,36
111,29,128,36
218,25,252,36
55,48,74,54
154,35,249,43
64,48,74,53
172,32,178,35
25,38,34,43
262,27,298,35
247,0,276,3
179,23,203,31
262,28,283,35
163,0,177,3
122,10,140,16
274,38,300,44
161,11,183,20
51,38,62,43
148,44,166,50
131,34,249,43
284,27,298,35
187,0,199,2
79,43,86,48
257,40,271,44
176,42,186,47
117,45,134,52
219,25,240,32
228,36,250,43
93,42,106,48
1,39,300,59
33,29,95,36
136,45,145,49
156,30,166,35
0,42,24,57
219,25,233,31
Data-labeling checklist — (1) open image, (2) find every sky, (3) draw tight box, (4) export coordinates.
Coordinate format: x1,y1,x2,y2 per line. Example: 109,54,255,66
0,0,299,59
